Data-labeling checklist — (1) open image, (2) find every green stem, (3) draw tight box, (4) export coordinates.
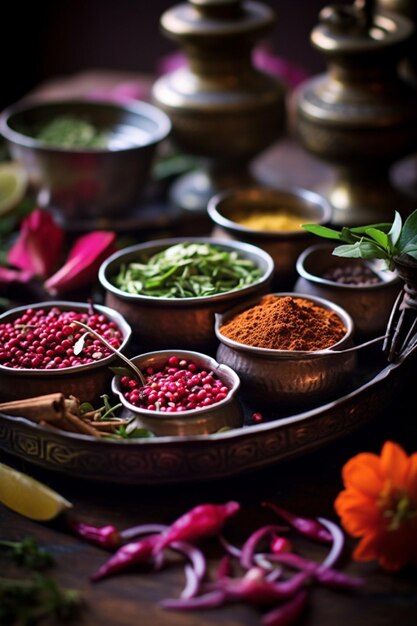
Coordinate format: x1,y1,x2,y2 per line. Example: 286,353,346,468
71,320,146,386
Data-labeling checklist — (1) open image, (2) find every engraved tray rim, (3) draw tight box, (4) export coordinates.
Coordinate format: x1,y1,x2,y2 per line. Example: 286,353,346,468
0,348,413,485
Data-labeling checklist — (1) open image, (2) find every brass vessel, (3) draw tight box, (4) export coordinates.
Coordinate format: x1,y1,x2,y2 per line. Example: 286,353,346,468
295,0,417,225
152,0,286,212
377,0,417,83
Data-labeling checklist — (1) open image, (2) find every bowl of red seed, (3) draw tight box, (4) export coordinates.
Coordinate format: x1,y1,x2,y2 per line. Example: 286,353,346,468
214,292,356,409
294,243,401,337
111,350,243,436
0,301,132,402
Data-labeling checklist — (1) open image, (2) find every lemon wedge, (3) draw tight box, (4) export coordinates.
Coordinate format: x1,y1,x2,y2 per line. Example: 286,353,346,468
0,462,72,521
0,162,28,215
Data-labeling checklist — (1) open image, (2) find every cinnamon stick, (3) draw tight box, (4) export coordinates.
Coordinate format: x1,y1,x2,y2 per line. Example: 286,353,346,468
0,393,66,423
82,419,130,432
64,412,102,437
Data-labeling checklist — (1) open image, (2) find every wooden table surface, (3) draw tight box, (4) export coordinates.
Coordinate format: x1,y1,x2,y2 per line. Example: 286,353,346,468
1,76,417,624
1,391,417,626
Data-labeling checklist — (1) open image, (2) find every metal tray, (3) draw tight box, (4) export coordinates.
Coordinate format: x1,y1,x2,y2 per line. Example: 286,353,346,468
0,346,413,484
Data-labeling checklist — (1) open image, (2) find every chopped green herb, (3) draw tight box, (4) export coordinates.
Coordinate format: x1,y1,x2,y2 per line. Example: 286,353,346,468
35,115,109,149
113,242,263,298
0,537,53,571
0,575,83,625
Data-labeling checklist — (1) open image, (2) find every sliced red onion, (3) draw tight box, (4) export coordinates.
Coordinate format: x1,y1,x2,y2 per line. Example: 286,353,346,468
170,540,207,599
241,525,287,570
254,553,278,572
120,523,168,541
262,589,309,626
181,564,199,599
269,552,363,590
161,589,226,611
219,535,242,558
317,517,345,569
216,555,231,580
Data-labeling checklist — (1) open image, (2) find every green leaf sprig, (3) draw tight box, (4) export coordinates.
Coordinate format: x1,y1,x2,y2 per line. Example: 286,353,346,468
303,209,417,271
0,537,53,571
112,242,263,298
0,536,83,624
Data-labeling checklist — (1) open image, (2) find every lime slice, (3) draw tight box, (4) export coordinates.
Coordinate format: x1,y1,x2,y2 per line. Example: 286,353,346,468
0,462,72,521
0,162,28,216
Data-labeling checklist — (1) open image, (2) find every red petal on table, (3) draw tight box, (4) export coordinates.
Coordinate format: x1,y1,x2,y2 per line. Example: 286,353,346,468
0,265,34,290
44,231,116,295
7,209,64,279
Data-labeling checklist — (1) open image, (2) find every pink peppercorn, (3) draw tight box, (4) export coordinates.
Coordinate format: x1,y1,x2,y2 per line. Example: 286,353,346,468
120,357,231,413
0,306,123,370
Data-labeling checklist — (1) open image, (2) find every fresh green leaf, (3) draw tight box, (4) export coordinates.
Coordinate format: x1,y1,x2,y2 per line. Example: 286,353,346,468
405,248,417,261
364,227,389,249
398,208,417,249
349,222,391,234
388,211,403,247
333,240,389,261
79,402,95,414
302,224,343,240
332,242,364,258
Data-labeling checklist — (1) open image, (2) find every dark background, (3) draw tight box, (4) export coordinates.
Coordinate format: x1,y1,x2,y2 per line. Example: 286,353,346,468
1,0,341,110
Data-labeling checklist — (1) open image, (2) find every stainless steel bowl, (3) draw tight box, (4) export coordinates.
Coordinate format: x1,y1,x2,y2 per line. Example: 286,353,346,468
0,98,171,223
294,244,401,338
98,237,274,353
0,301,132,403
111,350,243,436
207,186,332,288
215,292,356,409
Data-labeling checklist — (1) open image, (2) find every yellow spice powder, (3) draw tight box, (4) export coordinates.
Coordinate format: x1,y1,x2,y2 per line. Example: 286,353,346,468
232,211,303,232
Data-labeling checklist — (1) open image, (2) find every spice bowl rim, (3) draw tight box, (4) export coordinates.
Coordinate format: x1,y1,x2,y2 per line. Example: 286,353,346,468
207,185,333,240
295,243,401,291
0,97,172,155
98,236,275,306
215,292,355,359
111,349,241,419
0,300,132,376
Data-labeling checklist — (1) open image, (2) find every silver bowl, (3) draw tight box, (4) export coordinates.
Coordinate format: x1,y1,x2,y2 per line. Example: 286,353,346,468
98,237,274,352
111,350,243,436
215,292,356,409
207,186,332,288
294,244,401,338
0,98,171,222
0,301,132,403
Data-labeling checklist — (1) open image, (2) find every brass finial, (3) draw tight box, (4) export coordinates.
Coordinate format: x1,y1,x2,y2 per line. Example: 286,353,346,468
152,0,286,213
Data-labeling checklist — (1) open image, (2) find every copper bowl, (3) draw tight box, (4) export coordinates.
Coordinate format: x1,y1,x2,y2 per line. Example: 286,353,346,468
0,301,132,403
111,350,243,436
207,186,332,288
98,237,274,353
294,244,401,338
215,292,356,409
0,98,171,223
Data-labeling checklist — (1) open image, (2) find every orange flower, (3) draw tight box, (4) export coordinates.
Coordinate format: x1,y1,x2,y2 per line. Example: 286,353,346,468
335,441,417,571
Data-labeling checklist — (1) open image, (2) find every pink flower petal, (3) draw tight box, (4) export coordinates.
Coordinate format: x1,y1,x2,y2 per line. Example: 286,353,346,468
253,48,310,89
44,230,116,295
7,209,64,278
0,266,34,291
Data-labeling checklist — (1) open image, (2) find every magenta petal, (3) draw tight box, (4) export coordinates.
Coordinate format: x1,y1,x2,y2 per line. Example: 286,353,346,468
0,266,34,291
44,231,116,295
253,48,309,89
7,209,64,278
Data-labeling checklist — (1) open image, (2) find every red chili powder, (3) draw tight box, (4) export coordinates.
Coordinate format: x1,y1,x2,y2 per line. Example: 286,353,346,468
220,295,347,351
